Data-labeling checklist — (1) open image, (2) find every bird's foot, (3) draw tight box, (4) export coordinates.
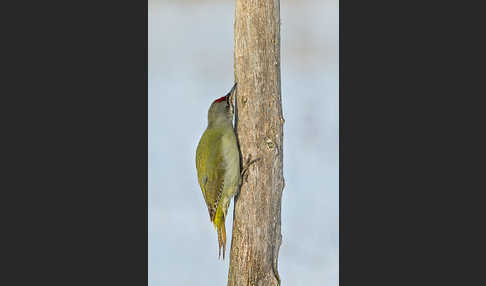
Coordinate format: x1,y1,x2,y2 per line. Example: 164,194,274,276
240,154,261,184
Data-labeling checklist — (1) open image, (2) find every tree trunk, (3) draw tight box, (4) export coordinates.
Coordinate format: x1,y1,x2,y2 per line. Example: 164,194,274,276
228,0,283,285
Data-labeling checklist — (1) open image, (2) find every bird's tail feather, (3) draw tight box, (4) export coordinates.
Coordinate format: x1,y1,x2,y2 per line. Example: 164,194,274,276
214,204,227,259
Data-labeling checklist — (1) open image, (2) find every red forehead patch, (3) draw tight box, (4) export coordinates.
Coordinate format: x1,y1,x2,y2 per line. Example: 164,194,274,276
214,95,227,103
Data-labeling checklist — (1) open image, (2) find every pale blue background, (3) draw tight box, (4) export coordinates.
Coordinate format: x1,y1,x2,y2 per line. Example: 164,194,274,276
148,0,338,285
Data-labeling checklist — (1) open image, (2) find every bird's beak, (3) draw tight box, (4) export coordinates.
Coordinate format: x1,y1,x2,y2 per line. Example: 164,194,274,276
226,82,237,97
227,83,237,114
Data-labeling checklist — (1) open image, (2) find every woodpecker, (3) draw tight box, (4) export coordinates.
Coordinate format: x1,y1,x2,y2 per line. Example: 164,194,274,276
195,83,240,259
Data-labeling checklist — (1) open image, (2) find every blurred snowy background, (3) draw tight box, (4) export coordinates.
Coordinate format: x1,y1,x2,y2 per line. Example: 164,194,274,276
148,0,338,285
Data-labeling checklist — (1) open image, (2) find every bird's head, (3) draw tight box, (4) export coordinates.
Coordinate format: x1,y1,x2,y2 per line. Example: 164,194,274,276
207,83,237,127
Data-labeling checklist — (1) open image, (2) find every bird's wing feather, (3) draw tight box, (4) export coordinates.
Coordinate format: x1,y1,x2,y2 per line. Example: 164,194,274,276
196,128,226,221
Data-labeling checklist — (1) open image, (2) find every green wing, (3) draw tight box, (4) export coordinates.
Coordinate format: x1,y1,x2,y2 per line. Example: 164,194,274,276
196,128,226,221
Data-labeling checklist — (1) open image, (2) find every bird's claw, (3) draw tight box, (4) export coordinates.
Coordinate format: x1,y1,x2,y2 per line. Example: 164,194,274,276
241,154,261,183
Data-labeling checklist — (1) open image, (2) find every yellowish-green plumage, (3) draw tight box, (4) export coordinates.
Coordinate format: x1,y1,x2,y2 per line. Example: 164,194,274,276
196,85,240,259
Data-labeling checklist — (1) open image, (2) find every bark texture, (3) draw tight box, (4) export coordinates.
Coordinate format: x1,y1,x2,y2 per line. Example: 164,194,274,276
228,0,284,285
